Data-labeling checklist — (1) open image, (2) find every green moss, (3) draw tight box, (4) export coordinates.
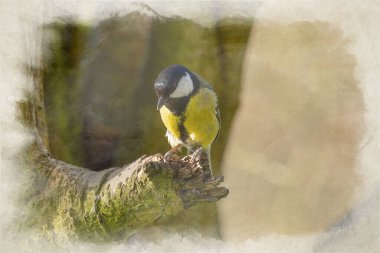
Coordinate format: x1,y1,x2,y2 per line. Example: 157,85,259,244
89,161,181,239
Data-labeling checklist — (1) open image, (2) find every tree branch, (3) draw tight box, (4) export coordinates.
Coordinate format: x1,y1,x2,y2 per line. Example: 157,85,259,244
22,66,228,241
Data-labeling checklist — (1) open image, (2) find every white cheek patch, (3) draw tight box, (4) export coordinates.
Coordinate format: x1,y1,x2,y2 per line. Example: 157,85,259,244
169,72,194,98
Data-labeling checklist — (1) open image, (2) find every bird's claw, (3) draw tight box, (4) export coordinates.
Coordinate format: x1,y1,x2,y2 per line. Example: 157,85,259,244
164,144,181,162
164,152,178,163
190,147,203,164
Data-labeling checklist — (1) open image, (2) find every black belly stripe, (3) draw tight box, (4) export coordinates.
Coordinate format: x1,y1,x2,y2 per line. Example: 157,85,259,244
178,116,189,143
165,97,189,116
164,96,190,143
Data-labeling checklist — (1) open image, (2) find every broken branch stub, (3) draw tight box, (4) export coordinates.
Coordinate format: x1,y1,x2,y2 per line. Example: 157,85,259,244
166,151,229,209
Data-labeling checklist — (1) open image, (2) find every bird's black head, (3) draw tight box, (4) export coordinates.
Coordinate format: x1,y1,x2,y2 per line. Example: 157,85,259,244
154,64,199,110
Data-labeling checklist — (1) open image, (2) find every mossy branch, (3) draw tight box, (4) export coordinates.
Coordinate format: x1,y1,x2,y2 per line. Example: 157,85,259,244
22,66,228,242
29,140,228,241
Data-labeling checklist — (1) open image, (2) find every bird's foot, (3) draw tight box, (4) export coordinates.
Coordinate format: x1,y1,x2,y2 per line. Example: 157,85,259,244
164,144,182,163
190,147,203,164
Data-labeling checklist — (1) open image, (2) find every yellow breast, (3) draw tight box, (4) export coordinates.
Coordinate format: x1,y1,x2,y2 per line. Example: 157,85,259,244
184,88,219,147
159,105,182,141
159,88,219,148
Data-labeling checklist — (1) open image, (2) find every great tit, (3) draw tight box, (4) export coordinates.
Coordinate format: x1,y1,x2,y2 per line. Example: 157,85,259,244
154,64,220,173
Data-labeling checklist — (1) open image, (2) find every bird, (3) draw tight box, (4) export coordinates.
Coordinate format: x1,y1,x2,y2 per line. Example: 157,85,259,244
154,64,220,174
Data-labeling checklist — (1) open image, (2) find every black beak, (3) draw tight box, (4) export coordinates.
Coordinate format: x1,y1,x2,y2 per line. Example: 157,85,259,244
157,97,166,110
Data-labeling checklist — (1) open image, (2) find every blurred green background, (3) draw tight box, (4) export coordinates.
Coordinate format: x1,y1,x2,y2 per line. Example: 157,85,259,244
42,12,252,237
43,13,251,173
